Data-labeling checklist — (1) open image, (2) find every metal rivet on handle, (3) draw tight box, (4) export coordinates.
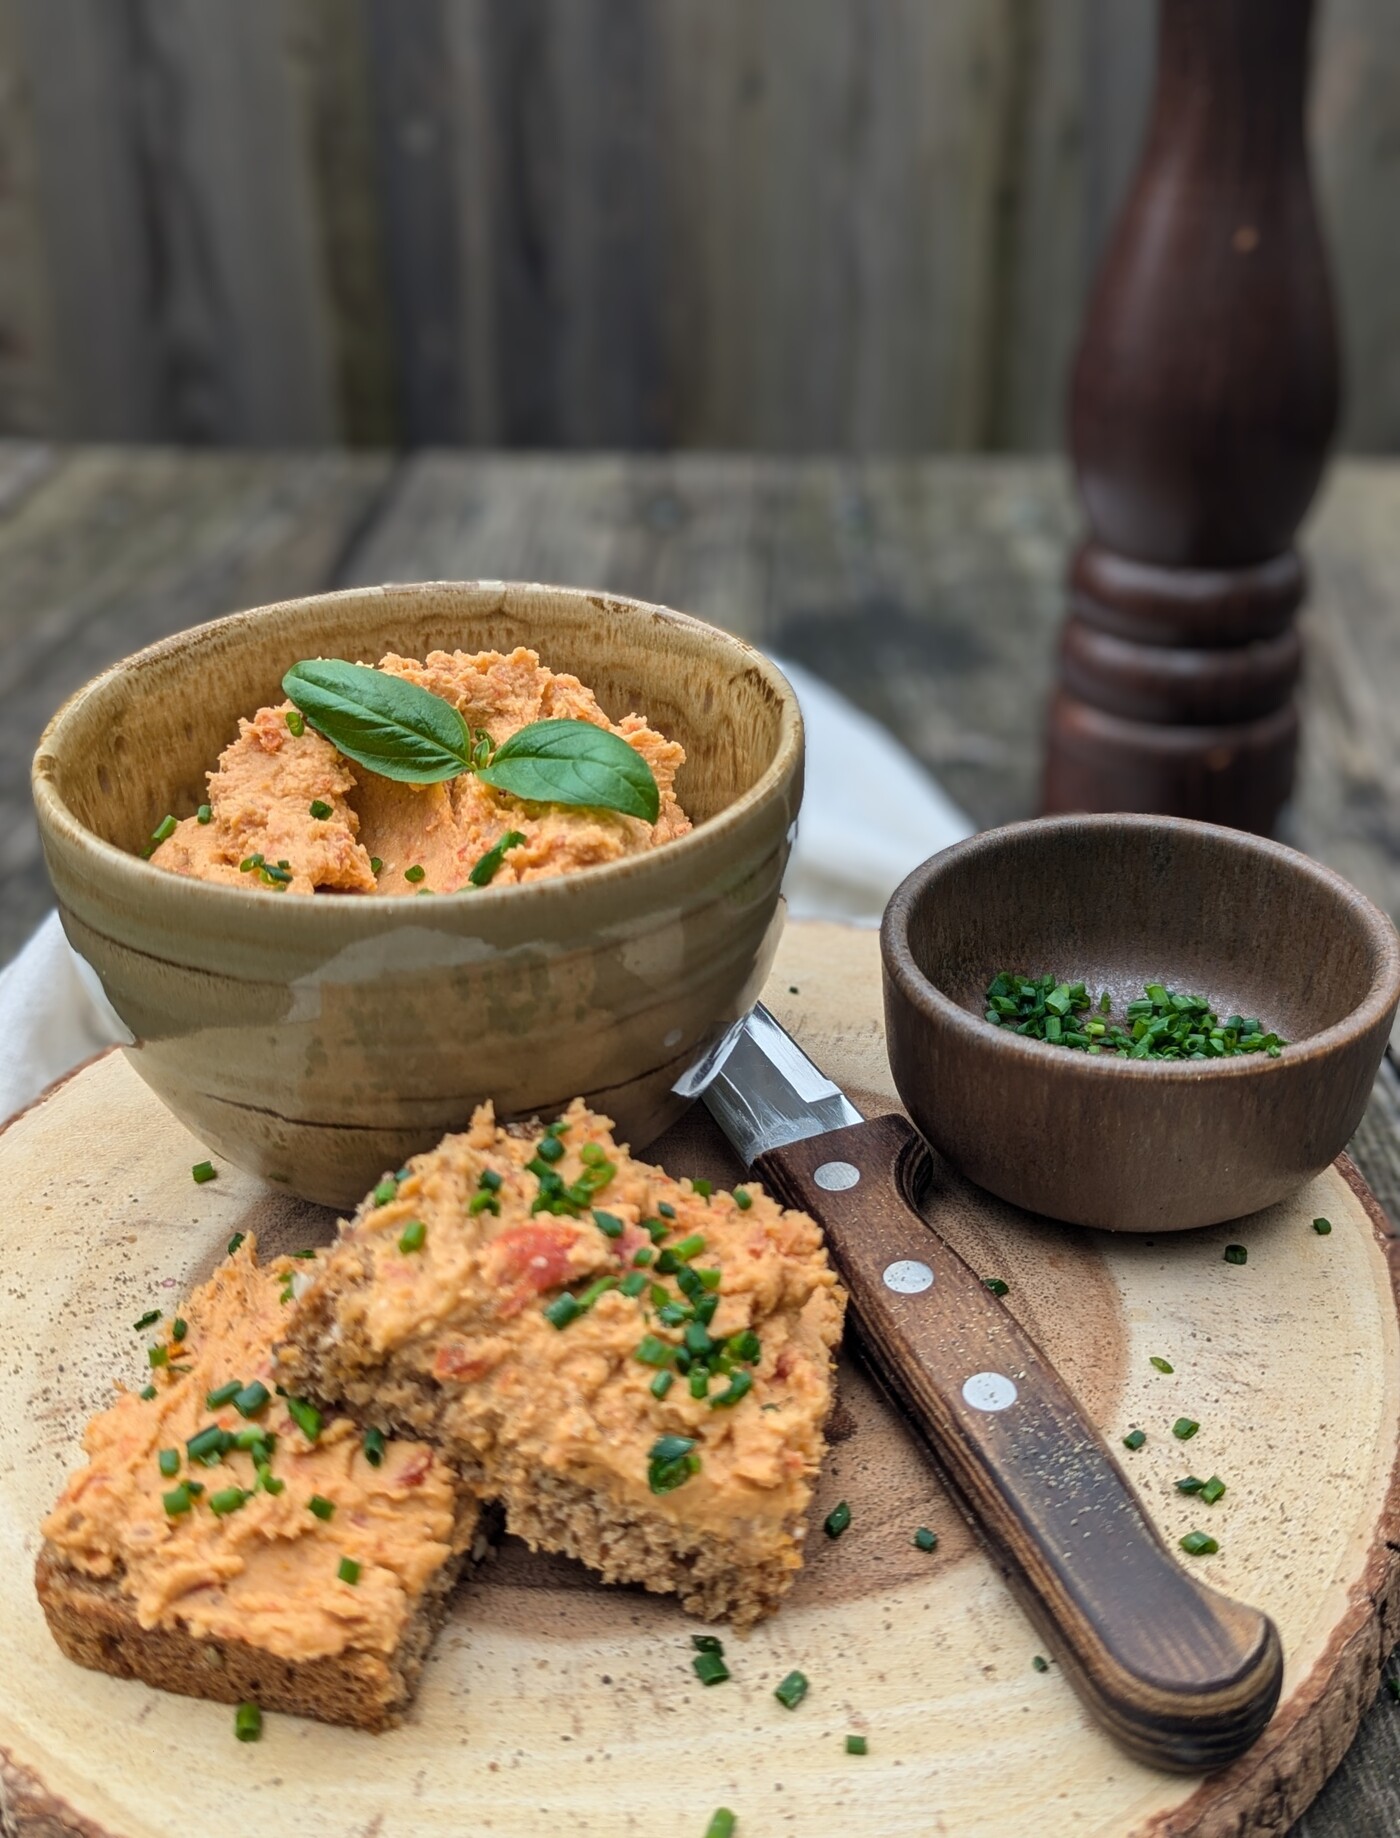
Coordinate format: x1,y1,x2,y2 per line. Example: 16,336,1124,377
813,1160,861,1191
962,1371,1018,1412
883,1259,934,1295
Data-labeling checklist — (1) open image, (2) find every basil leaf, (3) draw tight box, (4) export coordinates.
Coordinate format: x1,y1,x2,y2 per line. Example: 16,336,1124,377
478,719,660,822
282,660,472,784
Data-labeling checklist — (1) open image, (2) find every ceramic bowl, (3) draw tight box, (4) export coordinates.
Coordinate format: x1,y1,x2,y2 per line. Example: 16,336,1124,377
33,581,802,1207
881,815,1400,1232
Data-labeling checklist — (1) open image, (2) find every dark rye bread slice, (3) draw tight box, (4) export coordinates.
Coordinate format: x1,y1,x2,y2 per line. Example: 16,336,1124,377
34,1496,493,1733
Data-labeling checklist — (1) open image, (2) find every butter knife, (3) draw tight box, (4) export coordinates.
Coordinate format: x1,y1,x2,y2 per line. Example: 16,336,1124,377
686,1004,1283,1773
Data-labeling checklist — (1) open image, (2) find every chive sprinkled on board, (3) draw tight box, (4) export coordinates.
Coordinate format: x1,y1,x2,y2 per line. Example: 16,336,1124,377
191,1158,217,1184
913,1527,938,1553
693,1649,730,1686
1122,1429,1146,1450
704,1813,736,1838
983,1277,1009,1296
338,1556,361,1585
362,1427,386,1467
233,1699,263,1742
227,1233,245,1256
774,1669,809,1710
308,1494,335,1520
1180,1531,1219,1557
824,1500,852,1539
1172,1418,1200,1441
1149,1356,1173,1373
1176,1476,1205,1494
1200,1475,1227,1504
1314,1217,1332,1235
398,1219,426,1253
1032,1655,1050,1673
1223,1244,1248,1265
693,1634,724,1653
846,1734,869,1755
133,1309,162,1332
658,1202,676,1219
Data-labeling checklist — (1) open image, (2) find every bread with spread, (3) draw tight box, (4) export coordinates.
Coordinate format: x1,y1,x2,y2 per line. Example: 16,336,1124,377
36,1241,489,1731
279,1101,846,1628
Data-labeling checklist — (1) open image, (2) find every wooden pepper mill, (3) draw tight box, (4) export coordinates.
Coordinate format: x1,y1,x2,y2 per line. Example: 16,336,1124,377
1042,0,1339,834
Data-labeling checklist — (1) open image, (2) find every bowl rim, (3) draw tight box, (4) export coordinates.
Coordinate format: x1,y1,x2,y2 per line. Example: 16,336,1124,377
32,579,803,924
881,812,1400,1080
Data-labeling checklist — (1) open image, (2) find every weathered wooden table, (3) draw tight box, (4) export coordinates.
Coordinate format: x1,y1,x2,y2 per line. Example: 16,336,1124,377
1,445,1397,1833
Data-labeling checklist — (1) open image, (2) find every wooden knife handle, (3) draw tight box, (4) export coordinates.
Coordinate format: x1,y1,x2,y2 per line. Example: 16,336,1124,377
754,1114,1283,1774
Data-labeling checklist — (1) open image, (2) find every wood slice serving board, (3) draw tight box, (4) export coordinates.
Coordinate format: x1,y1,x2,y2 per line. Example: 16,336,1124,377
2,921,1399,1838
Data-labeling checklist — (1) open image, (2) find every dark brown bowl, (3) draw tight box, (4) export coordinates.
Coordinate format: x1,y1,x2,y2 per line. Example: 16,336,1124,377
881,815,1400,1232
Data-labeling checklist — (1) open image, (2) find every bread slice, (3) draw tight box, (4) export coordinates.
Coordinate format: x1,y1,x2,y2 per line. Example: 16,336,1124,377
38,1240,490,1731
280,1100,846,1628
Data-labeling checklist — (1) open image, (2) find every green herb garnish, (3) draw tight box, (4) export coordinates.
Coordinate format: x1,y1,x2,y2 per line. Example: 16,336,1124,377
846,1733,868,1754
1149,1356,1173,1373
362,1427,386,1467
158,1448,180,1477
338,1556,361,1585
1176,1476,1205,1494
1180,1531,1219,1556
285,709,305,736
192,1159,216,1184
163,1484,194,1516
984,972,1285,1059
196,803,212,824
234,1700,262,1742
469,830,527,887
233,1382,270,1419
913,1527,938,1553
824,1500,852,1539
404,864,426,884
227,1233,245,1256
983,1277,1009,1296
398,1219,426,1253
1032,1656,1049,1673
308,799,333,820
133,1309,162,1332
774,1669,809,1710
281,661,660,819
704,1814,736,1838
1200,1475,1226,1504
1314,1216,1332,1235
308,1495,334,1520
1173,1418,1200,1441
1122,1429,1146,1451
544,1293,582,1330
286,1396,322,1443
647,1434,700,1494
693,1650,730,1686
209,1486,250,1516
1224,1244,1248,1265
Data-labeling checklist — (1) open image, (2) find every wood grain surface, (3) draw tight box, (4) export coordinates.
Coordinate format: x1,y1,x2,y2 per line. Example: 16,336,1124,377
1,921,1398,1837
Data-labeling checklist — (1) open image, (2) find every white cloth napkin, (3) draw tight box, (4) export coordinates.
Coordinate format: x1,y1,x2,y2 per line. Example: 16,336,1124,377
0,658,972,1123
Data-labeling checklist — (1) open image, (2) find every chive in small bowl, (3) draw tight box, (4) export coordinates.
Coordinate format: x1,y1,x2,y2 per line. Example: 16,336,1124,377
881,815,1400,1232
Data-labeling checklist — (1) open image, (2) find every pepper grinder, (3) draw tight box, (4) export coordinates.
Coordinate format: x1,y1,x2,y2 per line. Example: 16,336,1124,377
1042,0,1339,834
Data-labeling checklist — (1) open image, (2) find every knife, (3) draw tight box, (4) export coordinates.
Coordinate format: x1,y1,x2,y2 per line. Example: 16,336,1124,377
689,1003,1283,1774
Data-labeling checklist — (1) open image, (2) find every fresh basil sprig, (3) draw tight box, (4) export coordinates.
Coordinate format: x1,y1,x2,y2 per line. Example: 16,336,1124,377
282,659,660,823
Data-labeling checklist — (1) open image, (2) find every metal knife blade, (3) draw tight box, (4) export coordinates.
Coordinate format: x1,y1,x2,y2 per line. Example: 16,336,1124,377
690,1002,862,1167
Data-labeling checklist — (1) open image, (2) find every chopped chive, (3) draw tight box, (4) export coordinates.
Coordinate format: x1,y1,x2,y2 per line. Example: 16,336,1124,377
621,1271,648,1297
983,1277,1009,1296
1172,1418,1200,1441
688,1368,711,1400
469,1189,501,1216
1149,1356,1174,1373
824,1500,852,1539
1176,1475,1205,1494
647,1434,699,1495
704,1814,736,1838
163,1484,193,1516
286,1396,322,1442
1313,1217,1332,1235
286,710,305,736
733,1187,753,1211
1032,1655,1050,1673
592,1209,624,1238
479,1168,503,1192
158,1448,180,1477
403,864,426,884
913,1527,938,1553
151,814,177,844
209,1486,250,1516
187,1424,233,1464
658,1202,676,1219
774,1669,809,1710
133,1309,162,1332
536,1134,565,1165
468,830,526,887
650,1370,674,1399
139,1384,157,1400
709,1370,753,1409
233,1382,270,1419
692,1179,712,1201
148,1345,169,1368
362,1427,386,1467
634,1334,675,1368
234,1426,273,1454
1180,1531,1219,1556
308,799,333,820
544,1293,583,1330
372,1178,398,1206
1200,1475,1226,1505
632,1246,654,1266
206,1380,241,1409
233,1699,263,1743
1223,1244,1248,1265
191,1159,217,1184
239,853,263,873
692,1650,730,1686
369,856,383,875
846,1733,868,1755
670,1233,706,1262
1122,1429,1146,1450
578,1276,618,1310
398,1219,426,1254
196,803,212,824
308,1494,335,1520
171,1317,188,1343
227,1232,245,1256
338,1556,361,1585
256,1464,285,1496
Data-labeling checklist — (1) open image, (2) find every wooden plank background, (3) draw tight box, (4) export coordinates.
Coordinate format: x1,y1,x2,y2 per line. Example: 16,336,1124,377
0,0,1395,453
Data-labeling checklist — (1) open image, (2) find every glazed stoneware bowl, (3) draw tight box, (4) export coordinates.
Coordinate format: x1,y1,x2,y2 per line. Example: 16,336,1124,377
881,815,1400,1233
33,581,802,1208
